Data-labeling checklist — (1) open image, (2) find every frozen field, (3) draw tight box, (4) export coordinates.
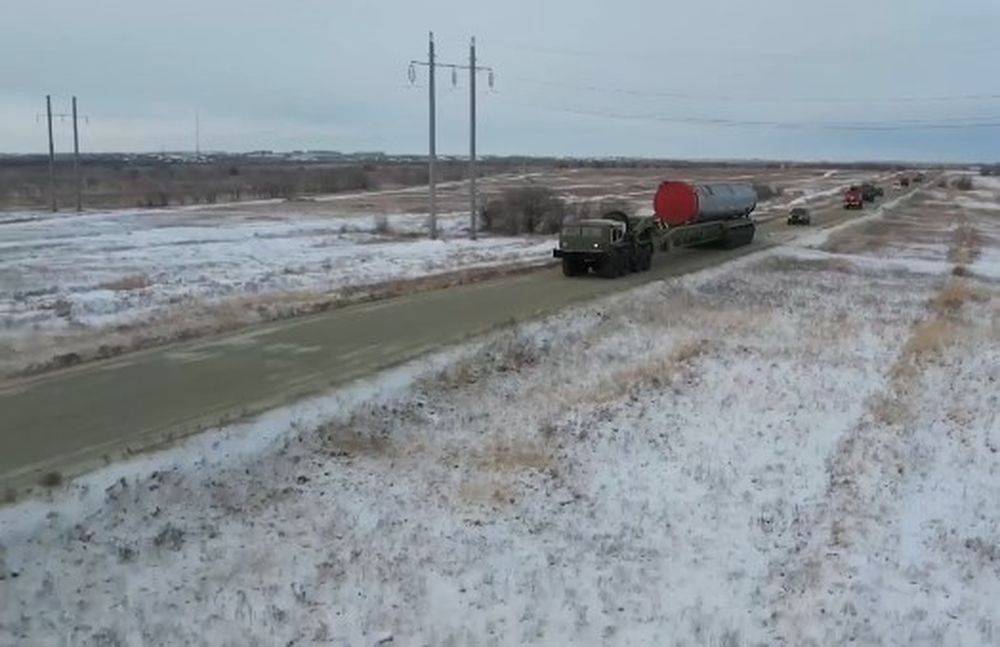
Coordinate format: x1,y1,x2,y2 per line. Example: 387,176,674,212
0,166,884,377
2,181,997,644
0,207,551,377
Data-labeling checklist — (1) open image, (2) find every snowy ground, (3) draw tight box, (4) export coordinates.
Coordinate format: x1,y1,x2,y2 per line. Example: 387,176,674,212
0,167,881,378
3,182,997,644
0,207,552,376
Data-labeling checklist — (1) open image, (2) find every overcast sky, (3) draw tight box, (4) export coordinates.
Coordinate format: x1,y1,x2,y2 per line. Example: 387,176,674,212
3,0,999,161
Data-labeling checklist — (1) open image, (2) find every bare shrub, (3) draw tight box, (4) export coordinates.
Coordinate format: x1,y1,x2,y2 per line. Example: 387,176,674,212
952,265,970,277
482,185,567,235
319,420,390,458
153,524,186,551
39,471,63,488
428,328,542,392
952,176,974,191
100,274,152,291
574,198,633,220
753,184,784,202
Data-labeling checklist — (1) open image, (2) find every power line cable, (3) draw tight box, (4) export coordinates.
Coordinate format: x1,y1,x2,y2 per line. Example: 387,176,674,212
491,97,1000,131
504,75,1000,105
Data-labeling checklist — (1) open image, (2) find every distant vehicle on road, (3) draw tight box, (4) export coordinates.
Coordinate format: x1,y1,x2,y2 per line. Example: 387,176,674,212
787,207,811,225
843,186,864,209
900,177,911,188
912,173,925,183
860,182,882,202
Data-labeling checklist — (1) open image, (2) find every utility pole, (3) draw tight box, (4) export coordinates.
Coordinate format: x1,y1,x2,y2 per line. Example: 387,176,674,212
408,35,495,240
469,37,477,240
428,32,437,238
195,109,201,156
46,95,56,212
72,96,82,212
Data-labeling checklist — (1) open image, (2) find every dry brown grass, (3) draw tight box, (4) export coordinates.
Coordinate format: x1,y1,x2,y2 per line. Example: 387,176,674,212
904,319,954,357
474,442,551,472
948,223,983,266
458,478,519,506
931,283,972,314
876,278,972,420
458,441,552,507
574,337,710,406
100,274,152,291
870,393,910,426
319,422,391,458
763,255,858,275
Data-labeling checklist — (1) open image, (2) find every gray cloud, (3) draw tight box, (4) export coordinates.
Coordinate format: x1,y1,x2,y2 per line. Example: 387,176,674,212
3,0,999,160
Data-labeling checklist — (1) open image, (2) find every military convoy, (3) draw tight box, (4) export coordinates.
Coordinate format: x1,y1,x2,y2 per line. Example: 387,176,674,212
553,181,757,278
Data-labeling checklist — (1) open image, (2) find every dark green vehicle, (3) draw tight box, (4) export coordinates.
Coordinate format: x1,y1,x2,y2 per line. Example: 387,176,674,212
553,210,755,278
554,213,654,278
860,182,883,202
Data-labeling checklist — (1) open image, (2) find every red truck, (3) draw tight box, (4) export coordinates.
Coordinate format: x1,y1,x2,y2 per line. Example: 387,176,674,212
843,186,864,210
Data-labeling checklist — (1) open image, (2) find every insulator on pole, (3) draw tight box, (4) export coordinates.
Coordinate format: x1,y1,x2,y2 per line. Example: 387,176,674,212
488,70,495,89
408,63,416,84
451,67,457,87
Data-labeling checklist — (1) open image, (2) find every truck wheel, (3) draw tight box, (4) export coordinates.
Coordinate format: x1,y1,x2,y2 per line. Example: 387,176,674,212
561,257,583,277
640,244,653,271
598,253,620,278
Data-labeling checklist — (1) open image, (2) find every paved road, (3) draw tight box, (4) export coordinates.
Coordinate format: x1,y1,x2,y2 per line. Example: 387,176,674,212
0,185,911,486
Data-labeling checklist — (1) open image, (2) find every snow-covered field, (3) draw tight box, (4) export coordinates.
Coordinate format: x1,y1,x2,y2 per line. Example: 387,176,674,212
3,184,997,644
0,167,884,378
0,206,553,376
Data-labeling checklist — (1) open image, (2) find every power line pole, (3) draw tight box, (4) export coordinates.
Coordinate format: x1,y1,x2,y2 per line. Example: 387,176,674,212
469,37,477,240
46,95,56,212
195,109,201,156
428,33,437,238
409,34,495,240
72,96,82,212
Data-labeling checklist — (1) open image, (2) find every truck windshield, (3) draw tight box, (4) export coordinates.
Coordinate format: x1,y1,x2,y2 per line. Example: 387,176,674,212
568,226,606,240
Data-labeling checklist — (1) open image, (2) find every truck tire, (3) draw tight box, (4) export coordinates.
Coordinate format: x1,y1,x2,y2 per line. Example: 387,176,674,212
628,246,643,273
639,244,653,271
561,257,584,277
722,224,754,249
598,252,621,278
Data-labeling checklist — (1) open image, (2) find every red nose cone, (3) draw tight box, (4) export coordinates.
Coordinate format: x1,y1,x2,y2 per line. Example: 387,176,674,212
654,181,699,226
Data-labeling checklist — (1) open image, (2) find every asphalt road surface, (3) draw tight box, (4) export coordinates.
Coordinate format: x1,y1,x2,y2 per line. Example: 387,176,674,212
0,183,915,487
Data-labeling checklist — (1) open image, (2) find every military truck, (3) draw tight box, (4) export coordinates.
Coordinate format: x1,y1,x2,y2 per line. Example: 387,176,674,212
843,186,864,209
553,181,757,278
787,207,811,225
860,182,882,202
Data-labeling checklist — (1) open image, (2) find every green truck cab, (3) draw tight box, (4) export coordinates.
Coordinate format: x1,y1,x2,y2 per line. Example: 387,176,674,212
553,212,654,278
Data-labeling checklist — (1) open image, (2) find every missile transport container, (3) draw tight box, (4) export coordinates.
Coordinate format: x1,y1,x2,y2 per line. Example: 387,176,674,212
553,181,757,278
